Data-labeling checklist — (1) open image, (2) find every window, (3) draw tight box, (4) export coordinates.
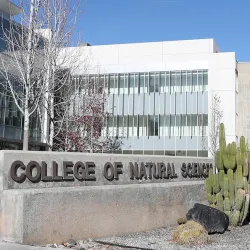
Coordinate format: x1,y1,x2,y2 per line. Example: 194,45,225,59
198,71,203,91
187,72,192,92
128,115,133,136
198,114,203,126
155,115,159,136
176,115,181,136
117,116,123,136
119,75,125,94
147,115,159,136
191,114,197,126
181,72,186,92
176,72,181,92
166,72,170,92
113,116,118,136
160,72,165,92
192,71,197,92
149,73,154,93
170,114,175,136
165,115,170,136
159,115,165,136
105,70,208,94
124,116,128,137
134,74,139,94
139,73,144,93
109,75,115,94
155,73,159,92
107,116,114,136
138,115,144,136
134,116,138,136
148,115,153,136
170,72,176,93
114,75,118,94
203,114,208,126
145,73,149,93
203,71,208,91
129,74,135,94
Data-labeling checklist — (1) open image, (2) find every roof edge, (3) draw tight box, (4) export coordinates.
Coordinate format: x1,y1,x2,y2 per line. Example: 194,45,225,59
0,0,22,16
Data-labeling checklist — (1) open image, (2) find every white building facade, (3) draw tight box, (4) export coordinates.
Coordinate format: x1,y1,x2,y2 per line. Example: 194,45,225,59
64,38,238,157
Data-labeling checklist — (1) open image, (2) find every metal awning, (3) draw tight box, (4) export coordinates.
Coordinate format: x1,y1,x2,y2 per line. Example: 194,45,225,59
0,0,21,16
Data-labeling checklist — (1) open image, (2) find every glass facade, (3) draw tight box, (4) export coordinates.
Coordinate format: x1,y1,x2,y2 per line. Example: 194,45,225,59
0,87,42,149
107,114,208,138
84,69,209,157
108,70,208,94
0,17,10,51
0,17,43,150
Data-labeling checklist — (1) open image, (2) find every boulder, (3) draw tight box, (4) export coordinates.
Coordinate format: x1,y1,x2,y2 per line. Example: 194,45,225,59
186,203,229,234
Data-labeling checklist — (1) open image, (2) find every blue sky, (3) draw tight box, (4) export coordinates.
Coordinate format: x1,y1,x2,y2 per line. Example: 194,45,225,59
77,0,250,62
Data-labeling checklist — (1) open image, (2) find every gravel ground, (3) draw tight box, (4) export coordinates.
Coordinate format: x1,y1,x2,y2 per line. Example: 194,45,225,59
96,224,250,250
2,225,250,250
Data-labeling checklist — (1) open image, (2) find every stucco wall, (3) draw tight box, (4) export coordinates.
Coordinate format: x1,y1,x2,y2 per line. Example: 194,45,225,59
237,62,250,142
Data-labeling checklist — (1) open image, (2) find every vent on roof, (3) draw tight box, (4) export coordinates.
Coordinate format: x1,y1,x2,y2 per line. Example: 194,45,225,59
79,42,91,46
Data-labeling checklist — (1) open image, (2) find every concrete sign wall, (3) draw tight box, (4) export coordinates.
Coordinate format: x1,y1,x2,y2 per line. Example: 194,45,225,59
0,151,213,245
1,151,213,189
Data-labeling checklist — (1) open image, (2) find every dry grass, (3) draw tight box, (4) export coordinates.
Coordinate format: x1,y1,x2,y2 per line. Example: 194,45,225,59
177,217,187,225
172,220,209,245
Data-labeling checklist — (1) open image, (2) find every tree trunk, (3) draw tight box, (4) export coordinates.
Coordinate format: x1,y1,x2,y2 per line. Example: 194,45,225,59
23,102,29,150
43,61,51,148
49,92,54,151
23,0,35,151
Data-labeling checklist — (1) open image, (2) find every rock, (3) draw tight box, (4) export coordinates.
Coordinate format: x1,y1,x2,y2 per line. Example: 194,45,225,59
63,239,77,247
78,244,89,249
186,203,229,234
177,217,187,225
78,248,86,250
46,244,57,248
172,220,209,245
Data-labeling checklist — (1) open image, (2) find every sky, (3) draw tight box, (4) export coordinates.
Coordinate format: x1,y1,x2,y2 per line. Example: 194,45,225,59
75,0,250,62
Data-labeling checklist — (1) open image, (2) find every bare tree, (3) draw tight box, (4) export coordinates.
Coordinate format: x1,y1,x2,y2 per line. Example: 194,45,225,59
53,75,123,153
202,93,223,157
0,0,120,152
0,0,85,150
36,0,84,151
0,0,47,150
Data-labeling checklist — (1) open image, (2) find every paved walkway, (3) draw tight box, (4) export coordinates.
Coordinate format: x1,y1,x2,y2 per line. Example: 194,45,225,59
0,243,64,250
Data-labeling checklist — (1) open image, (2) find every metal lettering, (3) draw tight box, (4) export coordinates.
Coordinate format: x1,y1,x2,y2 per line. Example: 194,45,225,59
63,161,74,181
10,160,26,183
103,162,114,181
26,161,41,183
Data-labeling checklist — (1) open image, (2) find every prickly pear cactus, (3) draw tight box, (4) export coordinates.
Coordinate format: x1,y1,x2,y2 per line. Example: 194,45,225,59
206,123,250,226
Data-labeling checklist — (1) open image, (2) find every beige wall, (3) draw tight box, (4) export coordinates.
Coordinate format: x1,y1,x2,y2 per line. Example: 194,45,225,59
237,62,250,142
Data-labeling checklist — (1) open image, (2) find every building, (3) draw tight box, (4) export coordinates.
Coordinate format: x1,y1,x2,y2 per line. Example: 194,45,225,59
0,0,239,155
0,0,45,150
0,1,239,154
64,38,238,157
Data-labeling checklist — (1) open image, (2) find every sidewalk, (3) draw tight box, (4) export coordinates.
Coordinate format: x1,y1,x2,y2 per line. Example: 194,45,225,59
0,242,64,250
